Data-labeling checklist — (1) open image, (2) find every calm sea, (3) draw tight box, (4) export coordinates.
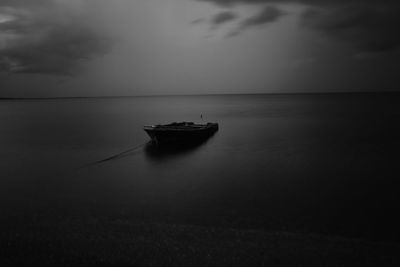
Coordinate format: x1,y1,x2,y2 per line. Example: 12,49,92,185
1,93,400,241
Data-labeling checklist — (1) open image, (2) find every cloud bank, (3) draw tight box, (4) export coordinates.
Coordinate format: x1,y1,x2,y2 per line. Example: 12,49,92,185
210,11,238,29
301,4,400,53
240,6,285,29
196,0,400,52
225,5,286,37
0,0,111,75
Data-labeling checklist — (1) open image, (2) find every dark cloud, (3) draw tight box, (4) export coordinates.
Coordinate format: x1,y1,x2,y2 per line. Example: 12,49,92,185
195,0,267,6
0,0,111,75
0,0,54,7
196,0,399,6
226,6,286,37
241,5,285,28
301,5,400,52
191,18,206,24
210,11,238,28
196,0,400,52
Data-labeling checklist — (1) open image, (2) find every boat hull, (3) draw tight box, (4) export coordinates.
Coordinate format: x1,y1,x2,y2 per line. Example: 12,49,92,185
144,122,218,144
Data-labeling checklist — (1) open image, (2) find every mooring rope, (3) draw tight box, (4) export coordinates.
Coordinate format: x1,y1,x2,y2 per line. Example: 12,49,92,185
79,141,150,169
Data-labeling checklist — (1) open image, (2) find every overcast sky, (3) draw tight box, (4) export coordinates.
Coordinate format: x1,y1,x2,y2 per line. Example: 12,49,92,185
0,0,399,97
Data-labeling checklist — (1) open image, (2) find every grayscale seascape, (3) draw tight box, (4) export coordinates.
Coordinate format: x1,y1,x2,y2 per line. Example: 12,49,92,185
2,94,400,247
2,0,400,265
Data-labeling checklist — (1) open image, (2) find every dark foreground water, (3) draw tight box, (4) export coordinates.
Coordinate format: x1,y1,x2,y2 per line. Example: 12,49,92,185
1,93,400,242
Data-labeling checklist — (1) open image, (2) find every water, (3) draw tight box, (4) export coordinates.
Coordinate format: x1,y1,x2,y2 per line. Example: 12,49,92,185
1,93,400,242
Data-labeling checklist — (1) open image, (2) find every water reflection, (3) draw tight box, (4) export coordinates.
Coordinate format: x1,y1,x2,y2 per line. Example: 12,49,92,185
144,137,214,162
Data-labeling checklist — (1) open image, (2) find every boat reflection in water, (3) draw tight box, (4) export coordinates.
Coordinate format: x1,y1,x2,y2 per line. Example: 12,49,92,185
143,122,218,161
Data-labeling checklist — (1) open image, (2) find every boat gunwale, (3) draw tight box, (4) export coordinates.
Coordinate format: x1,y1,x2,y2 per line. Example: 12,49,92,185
143,122,218,132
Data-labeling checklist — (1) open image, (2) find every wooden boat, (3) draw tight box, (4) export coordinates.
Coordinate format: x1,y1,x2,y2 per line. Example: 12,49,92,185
143,122,218,144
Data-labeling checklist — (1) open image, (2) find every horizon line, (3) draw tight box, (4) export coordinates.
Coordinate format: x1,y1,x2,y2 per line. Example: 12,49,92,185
1,90,399,100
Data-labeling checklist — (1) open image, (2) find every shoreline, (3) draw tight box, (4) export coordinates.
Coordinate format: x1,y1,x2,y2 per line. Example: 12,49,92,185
2,219,399,266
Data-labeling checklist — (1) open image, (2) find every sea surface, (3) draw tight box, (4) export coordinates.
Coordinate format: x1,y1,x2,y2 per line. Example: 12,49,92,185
1,93,400,242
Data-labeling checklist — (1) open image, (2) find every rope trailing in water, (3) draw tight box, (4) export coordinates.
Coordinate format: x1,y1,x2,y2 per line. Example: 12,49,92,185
80,141,150,169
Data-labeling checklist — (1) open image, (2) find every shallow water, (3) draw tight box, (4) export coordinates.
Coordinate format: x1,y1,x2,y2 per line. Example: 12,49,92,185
1,94,400,241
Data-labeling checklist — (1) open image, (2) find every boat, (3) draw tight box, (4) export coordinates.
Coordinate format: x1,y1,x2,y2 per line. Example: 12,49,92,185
143,122,218,144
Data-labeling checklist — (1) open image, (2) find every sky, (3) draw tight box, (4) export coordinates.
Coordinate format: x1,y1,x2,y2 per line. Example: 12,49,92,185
0,0,399,97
